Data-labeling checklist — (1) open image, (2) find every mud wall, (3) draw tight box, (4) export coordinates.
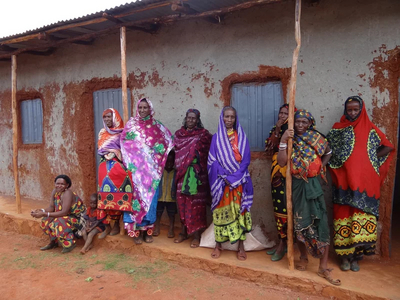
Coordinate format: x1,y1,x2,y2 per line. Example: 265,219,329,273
0,0,399,255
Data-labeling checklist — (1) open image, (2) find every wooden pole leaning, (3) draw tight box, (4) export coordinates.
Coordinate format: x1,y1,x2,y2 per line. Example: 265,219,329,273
285,0,302,271
11,55,22,214
120,26,128,235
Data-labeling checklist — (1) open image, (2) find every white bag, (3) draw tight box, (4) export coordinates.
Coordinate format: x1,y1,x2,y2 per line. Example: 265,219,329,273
200,223,275,251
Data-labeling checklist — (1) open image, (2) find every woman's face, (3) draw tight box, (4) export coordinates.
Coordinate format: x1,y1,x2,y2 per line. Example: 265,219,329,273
138,101,150,118
223,109,236,130
294,117,310,135
278,106,289,121
186,112,198,129
346,101,361,121
55,178,68,193
103,112,113,128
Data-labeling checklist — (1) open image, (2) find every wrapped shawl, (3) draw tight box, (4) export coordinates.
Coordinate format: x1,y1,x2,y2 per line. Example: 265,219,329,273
207,108,253,212
120,99,174,224
98,108,124,161
327,96,394,217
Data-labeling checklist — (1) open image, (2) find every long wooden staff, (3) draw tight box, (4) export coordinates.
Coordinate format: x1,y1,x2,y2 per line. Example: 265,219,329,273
120,26,128,235
286,0,302,271
11,55,22,214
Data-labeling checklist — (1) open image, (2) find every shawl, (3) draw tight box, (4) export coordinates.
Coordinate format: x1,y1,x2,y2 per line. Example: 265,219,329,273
327,97,394,217
120,98,174,224
98,108,124,161
291,110,329,182
207,107,253,212
175,126,212,186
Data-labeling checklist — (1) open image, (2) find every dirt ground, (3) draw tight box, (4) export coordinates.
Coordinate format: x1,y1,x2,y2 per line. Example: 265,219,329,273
0,230,328,300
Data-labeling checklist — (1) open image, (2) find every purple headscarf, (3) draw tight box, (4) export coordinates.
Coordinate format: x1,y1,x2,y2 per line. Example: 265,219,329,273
207,107,253,212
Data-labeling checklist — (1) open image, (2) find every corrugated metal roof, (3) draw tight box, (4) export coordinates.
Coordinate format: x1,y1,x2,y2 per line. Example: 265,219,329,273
0,0,282,58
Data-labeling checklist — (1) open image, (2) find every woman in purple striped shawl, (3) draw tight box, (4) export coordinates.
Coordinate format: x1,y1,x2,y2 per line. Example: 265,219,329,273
207,106,253,261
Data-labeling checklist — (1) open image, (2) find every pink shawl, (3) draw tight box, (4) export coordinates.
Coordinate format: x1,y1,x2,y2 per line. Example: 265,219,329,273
120,99,174,223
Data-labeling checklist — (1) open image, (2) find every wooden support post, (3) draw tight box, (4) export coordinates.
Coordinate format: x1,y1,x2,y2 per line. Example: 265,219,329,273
285,0,302,271
11,55,22,214
120,26,128,235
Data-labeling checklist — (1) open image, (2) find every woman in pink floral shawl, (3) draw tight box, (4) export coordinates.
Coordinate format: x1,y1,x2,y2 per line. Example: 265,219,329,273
120,98,174,244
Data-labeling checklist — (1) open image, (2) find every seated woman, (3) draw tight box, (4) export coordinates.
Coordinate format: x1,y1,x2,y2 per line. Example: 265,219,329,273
327,96,394,272
31,175,86,254
208,106,253,261
278,110,341,286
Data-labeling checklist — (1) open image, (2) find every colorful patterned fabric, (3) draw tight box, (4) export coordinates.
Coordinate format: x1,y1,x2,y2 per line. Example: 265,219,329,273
98,108,124,161
84,207,106,232
120,98,174,225
207,108,253,213
213,185,252,243
97,108,133,224
293,177,330,258
271,153,287,239
333,204,377,260
175,122,212,235
40,191,85,249
327,97,394,218
291,110,328,182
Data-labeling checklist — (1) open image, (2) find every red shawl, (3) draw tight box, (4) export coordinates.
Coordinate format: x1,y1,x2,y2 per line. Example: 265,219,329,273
327,103,394,217
174,127,212,185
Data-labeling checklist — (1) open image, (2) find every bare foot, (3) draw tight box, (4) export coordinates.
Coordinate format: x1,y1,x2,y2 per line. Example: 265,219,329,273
80,248,86,255
144,234,153,243
85,244,94,253
109,222,120,236
174,233,188,243
167,227,175,238
133,235,143,245
153,226,160,237
190,238,200,248
237,249,247,261
98,225,111,239
211,246,222,259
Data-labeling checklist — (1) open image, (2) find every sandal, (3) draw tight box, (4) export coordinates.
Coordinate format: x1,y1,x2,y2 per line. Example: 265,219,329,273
190,238,200,248
295,256,308,271
174,233,188,243
317,268,341,286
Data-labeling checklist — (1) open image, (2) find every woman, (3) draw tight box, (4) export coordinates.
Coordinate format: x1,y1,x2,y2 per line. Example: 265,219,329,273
121,98,174,244
97,108,133,238
208,106,253,261
265,104,290,261
327,96,394,272
174,109,212,248
31,175,86,254
278,109,340,286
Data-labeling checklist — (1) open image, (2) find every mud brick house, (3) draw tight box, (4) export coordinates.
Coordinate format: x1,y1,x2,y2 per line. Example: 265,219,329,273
0,0,399,258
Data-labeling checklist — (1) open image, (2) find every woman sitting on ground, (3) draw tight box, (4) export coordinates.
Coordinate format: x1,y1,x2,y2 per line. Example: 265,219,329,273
31,175,86,254
278,109,340,286
174,109,212,248
208,106,253,261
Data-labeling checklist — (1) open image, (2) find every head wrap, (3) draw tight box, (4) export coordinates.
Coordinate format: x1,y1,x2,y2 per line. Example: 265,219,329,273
183,108,204,129
98,108,124,160
344,96,363,121
295,109,316,130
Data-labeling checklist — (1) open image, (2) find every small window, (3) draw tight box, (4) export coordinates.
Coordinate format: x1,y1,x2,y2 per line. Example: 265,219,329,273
231,82,284,151
21,99,43,144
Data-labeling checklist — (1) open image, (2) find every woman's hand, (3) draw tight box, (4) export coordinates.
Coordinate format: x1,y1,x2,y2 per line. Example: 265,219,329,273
281,129,294,143
31,210,46,218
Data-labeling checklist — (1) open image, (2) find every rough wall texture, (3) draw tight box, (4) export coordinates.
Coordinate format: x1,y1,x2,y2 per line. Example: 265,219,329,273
0,0,399,255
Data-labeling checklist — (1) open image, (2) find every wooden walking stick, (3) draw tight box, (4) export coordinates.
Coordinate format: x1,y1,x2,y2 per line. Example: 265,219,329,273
120,26,128,235
11,55,22,214
286,0,302,271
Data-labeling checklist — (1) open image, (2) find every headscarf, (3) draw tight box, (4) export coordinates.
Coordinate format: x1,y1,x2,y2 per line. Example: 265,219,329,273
98,108,124,161
207,106,253,212
183,108,204,129
327,97,394,217
291,109,328,182
343,96,363,121
120,98,174,224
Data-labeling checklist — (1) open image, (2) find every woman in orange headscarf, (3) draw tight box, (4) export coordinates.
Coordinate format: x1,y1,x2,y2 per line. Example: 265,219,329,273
97,108,133,238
